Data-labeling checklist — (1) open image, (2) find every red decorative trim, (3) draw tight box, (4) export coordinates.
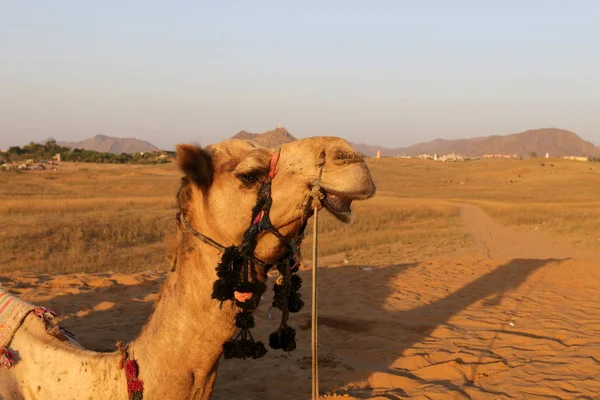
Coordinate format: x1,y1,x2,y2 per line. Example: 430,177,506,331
253,150,281,226
234,291,253,303
268,151,280,179
34,307,57,319
117,341,144,400
253,210,265,225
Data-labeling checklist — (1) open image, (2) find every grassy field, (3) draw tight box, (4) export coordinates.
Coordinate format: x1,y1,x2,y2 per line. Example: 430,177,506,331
2,157,599,273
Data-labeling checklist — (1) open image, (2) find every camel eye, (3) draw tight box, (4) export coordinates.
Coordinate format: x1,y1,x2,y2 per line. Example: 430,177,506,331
239,172,259,185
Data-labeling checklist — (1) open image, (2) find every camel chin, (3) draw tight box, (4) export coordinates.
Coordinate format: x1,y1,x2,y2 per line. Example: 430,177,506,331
321,191,354,223
320,183,376,223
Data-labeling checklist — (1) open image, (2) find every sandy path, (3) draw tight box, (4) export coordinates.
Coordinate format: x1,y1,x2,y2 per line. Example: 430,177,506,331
2,205,600,399
458,203,599,260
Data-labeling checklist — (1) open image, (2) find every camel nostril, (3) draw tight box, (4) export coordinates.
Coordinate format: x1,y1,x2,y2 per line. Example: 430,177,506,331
333,150,364,165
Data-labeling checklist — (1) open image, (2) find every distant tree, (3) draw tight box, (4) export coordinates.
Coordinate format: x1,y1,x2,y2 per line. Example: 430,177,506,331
2,142,173,165
22,141,45,158
8,146,23,156
44,140,66,157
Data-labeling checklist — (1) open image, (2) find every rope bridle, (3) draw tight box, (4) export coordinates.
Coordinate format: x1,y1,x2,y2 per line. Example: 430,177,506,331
179,213,268,268
179,148,318,269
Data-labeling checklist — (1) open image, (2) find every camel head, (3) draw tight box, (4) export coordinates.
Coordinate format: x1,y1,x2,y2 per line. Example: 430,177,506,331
173,136,376,358
176,136,376,275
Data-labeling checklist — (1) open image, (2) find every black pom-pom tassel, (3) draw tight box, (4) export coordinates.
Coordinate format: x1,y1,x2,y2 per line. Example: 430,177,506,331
269,325,297,352
269,331,281,350
290,274,302,291
223,340,236,359
236,299,258,310
237,339,256,359
216,247,244,279
271,283,286,309
288,292,304,313
223,336,267,360
212,280,234,302
212,246,244,301
235,281,256,294
235,311,255,329
253,341,267,359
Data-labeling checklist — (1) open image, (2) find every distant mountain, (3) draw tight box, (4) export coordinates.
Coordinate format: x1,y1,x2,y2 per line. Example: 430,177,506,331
232,126,297,148
49,135,160,154
354,129,600,158
230,127,401,156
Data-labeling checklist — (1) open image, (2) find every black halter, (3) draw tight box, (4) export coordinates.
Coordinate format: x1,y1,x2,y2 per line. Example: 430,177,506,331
179,148,317,359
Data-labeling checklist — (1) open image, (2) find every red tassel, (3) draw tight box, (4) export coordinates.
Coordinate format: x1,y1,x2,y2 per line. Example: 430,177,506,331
118,351,144,399
125,360,139,381
127,379,144,399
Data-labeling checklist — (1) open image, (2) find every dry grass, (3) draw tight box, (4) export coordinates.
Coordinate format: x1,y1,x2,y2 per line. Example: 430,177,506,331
365,156,600,249
302,197,464,262
2,156,599,274
0,164,179,273
473,201,600,248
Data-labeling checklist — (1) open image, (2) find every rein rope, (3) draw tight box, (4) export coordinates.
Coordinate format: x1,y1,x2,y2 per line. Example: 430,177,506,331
310,161,324,400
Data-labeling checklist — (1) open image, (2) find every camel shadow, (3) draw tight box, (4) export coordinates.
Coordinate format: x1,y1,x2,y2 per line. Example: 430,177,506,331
309,258,555,399
35,258,554,399
219,258,554,399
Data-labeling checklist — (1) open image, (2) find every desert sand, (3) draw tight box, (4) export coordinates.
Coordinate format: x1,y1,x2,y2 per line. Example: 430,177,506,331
2,202,599,399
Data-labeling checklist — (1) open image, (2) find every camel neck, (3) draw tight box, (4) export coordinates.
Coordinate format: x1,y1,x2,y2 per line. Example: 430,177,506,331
129,241,237,399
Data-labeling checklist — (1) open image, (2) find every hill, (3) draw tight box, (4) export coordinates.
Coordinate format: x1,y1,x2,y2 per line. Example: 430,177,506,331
231,126,297,148
50,135,160,154
355,129,600,158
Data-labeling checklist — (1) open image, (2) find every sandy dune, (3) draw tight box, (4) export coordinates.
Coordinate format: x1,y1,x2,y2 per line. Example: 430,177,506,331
2,205,599,399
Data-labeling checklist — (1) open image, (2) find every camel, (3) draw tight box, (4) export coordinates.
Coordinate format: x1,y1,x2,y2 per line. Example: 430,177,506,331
0,136,376,400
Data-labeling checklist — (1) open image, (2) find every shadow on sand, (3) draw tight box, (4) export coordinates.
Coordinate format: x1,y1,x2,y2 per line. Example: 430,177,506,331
37,258,555,399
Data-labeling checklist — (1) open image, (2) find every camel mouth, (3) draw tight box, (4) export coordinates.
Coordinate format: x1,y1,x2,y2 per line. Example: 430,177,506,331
321,191,353,223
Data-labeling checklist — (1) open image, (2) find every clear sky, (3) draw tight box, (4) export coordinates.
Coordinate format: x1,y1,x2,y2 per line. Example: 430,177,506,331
1,1,599,150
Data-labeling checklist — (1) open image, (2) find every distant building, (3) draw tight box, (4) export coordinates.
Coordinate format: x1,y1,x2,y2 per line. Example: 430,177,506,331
483,154,518,159
438,152,463,162
563,156,588,162
376,150,381,159
416,154,432,160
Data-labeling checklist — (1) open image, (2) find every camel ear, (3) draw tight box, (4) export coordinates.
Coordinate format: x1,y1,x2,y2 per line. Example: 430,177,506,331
176,144,213,188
